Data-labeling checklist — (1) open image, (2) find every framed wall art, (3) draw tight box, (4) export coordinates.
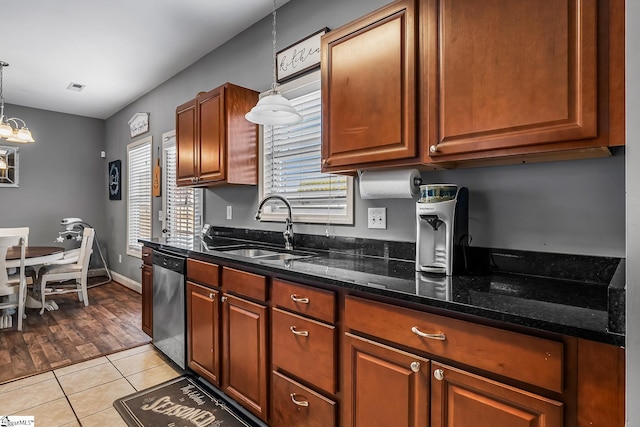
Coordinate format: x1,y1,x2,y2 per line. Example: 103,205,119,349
109,159,122,200
276,28,328,83
128,112,150,138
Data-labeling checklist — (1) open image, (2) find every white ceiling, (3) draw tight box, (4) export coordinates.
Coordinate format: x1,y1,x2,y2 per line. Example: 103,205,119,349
1,0,288,120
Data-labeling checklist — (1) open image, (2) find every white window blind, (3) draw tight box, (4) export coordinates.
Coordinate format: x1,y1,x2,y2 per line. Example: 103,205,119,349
162,132,202,247
261,72,353,224
127,136,152,257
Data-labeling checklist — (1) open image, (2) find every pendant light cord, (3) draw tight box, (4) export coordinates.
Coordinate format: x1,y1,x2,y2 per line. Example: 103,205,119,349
271,0,278,93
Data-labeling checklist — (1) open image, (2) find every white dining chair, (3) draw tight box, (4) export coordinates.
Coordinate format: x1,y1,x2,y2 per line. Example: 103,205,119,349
37,228,95,315
0,230,28,331
0,227,37,286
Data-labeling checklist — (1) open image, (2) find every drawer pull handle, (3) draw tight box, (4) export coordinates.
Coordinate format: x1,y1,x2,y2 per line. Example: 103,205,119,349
290,326,309,337
290,393,309,407
290,294,310,304
411,326,446,341
434,368,444,381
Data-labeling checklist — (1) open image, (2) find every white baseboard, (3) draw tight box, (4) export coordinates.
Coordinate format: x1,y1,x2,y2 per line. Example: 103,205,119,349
110,270,141,294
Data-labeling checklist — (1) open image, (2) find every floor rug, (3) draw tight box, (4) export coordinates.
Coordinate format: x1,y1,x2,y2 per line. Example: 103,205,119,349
114,375,253,427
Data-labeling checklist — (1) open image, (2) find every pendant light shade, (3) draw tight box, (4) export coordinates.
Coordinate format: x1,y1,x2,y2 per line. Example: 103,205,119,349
245,92,303,126
245,0,303,126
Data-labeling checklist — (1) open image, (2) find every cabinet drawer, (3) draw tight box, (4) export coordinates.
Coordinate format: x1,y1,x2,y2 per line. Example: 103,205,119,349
222,266,267,302
271,371,336,427
272,308,337,394
345,296,563,393
142,246,153,266
187,259,219,287
272,279,336,324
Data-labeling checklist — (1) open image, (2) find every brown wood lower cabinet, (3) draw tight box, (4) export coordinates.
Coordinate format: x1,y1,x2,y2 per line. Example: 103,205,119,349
344,333,430,427
271,371,337,427
222,293,269,422
140,263,153,337
186,281,221,387
431,362,563,427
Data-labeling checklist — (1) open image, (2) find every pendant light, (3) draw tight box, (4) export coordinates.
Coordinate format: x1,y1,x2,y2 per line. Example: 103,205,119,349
0,61,35,143
245,0,303,126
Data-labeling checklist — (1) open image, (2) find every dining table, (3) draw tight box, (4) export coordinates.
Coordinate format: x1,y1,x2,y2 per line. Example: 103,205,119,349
3,246,65,328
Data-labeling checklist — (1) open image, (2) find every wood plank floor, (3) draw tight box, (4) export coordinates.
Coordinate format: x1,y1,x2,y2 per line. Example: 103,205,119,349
0,281,151,384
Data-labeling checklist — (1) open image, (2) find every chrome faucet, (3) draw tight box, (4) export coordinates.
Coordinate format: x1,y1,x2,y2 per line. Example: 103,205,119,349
255,195,294,250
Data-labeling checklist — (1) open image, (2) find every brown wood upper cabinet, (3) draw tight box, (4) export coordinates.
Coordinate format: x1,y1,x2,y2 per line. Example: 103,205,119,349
320,0,418,172
175,83,258,186
321,0,623,171
425,0,602,161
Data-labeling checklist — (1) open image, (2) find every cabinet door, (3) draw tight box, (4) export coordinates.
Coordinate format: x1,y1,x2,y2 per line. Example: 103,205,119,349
141,264,153,337
186,282,221,386
427,0,598,158
176,98,198,186
222,293,268,422
431,362,563,427
344,333,429,427
321,0,417,172
197,86,226,184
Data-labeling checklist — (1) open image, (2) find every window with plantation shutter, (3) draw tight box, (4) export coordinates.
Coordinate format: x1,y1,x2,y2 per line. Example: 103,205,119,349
162,131,202,247
260,71,353,224
127,136,152,257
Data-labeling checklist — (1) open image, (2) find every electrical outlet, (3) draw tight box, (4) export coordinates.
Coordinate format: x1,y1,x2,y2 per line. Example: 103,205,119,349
368,207,387,229
226,205,233,220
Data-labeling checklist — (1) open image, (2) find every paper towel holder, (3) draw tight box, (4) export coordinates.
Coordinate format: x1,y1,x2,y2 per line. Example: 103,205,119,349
356,169,423,187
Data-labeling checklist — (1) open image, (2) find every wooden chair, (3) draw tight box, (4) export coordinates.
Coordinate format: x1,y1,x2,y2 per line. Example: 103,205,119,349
37,228,95,315
0,229,29,331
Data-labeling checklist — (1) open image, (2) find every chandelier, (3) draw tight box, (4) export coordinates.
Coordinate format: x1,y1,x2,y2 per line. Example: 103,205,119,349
0,61,35,143
245,0,302,126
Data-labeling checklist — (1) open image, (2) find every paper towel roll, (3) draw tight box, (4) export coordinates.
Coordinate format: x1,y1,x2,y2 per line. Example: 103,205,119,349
358,168,421,199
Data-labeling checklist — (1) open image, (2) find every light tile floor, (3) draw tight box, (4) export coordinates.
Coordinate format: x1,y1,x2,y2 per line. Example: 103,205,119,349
0,344,182,426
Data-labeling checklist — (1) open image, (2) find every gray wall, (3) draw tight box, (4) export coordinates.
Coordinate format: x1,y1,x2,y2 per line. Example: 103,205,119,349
0,103,106,247
626,0,638,423
105,0,626,284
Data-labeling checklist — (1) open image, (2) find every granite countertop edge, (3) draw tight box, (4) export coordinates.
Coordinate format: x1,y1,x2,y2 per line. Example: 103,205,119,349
141,239,625,347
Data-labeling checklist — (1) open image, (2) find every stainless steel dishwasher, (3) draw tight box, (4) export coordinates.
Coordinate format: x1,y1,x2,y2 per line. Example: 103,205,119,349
152,249,186,369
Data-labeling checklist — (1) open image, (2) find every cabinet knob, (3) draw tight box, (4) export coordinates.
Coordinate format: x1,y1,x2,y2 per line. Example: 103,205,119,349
429,145,438,154
290,393,309,407
322,159,330,167
411,326,446,341
221,296,228,302
209,293,215,299
290,326,309,337
434,368,444,381
290,294,310,304
139,264,143,269
410,361,421,373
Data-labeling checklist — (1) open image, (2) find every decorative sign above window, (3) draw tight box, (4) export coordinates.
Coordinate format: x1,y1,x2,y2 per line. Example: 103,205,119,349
128,112,150,138
276,28,328,83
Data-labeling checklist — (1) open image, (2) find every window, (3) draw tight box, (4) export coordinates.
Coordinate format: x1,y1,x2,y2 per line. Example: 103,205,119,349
260,71,353,224
161,131,202,247
127,136,152,257
0,145,18,187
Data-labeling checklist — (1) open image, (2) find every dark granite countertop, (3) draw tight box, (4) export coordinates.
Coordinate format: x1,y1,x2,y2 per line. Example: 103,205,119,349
140,230,625,347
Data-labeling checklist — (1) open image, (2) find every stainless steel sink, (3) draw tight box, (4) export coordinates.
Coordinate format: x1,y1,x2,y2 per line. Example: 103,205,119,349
219,246,315,261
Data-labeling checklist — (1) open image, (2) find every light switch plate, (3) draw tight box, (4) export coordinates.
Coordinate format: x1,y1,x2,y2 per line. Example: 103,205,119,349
368,207,387,229
226,205,233,220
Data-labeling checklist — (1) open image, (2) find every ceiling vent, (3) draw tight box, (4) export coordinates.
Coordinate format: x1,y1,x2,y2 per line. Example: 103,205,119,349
67,82,85,92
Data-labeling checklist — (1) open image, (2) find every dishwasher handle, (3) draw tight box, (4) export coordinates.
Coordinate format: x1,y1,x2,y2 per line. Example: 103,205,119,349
152,250,185,275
